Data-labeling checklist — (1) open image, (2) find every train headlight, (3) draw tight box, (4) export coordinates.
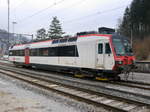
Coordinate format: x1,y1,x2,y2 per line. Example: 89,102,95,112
115,61,123,65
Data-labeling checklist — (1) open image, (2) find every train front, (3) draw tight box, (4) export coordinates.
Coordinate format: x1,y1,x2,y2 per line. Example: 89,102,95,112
111,35,136,75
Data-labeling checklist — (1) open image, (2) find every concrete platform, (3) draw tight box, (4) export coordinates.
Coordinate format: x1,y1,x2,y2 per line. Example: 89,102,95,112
121,72,150,83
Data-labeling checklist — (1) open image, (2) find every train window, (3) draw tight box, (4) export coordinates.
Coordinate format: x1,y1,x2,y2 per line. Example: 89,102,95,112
75,46,79,57
13,50,16,56
15,50,24,56
9,50,25,56
20,50,24,56
68,37,77,42
29,46,79,57
19,50,22,56
30,49,33,56
52,39,59,44
39,48,49,56
43,49,48,56
15,50,17,56
30,49,38,56
58,45,78,57
105,43,111,54
16,50,19,56
98,43,103,54
59,38,67,43
49,47,58,56
9,51,13,56
12,50,17,56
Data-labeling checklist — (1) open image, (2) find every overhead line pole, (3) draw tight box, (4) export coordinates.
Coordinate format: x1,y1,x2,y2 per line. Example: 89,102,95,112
8,0,10,47
12,21,17,44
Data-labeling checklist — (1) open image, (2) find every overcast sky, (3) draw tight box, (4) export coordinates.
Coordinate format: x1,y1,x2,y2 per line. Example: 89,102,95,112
0,0,132,36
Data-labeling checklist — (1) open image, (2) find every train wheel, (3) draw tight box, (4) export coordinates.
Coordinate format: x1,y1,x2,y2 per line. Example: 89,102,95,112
95,77,109,81
74,74,85,78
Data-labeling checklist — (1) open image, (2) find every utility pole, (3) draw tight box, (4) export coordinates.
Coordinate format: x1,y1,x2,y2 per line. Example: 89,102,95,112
12,21,17,44
31,34,34,41
12,22,17,34
8,0,10,46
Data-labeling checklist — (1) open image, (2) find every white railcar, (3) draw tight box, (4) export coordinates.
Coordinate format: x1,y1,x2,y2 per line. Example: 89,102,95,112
9,34,135,80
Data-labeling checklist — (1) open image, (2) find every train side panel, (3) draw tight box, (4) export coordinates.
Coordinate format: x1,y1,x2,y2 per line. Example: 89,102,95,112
59,57,76,66
9,35,114,71
9,56,25,63
103,38,115,70
30,57,58,66
76,40,96,68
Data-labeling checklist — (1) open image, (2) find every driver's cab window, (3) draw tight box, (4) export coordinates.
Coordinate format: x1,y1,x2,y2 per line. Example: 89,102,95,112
105,43,111,54
98,43,103,54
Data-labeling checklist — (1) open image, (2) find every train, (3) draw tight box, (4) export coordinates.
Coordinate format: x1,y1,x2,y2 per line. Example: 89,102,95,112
9,29,136,80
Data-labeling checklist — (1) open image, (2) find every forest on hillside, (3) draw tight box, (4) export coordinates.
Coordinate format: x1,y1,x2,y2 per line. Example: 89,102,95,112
118,0,150,60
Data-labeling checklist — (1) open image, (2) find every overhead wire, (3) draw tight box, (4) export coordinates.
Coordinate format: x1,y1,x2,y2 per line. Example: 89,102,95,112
17,0,66,23
19,2,128,27
17,0,87,25
11,0,26,11
11,0,26,21
28,4,128,35
63,5,128,24
21,0,87,25
16,0,88,32
14,0,130,35
43,0,87,19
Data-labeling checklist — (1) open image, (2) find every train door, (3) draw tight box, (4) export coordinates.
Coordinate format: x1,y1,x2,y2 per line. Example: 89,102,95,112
25,48,30,64
96,41,104,69
103,40,114,70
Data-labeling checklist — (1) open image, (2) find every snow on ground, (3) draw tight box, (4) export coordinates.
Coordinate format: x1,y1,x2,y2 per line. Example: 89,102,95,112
0,73,107,112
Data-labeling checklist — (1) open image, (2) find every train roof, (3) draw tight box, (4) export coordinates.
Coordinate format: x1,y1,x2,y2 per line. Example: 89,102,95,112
9,34,113,50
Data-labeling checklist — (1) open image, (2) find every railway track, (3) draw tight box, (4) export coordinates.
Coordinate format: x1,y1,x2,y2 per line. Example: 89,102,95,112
1,61,150,92
1,61,150,91
114,80,150,90
0,65,149,111
1,61,150,88
1,64,150,98
97,79,150,91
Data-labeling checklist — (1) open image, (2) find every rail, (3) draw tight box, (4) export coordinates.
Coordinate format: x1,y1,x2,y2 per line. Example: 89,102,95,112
0,65,149,112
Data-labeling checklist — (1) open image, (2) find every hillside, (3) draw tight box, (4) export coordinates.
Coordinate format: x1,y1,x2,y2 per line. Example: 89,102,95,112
0,29,29,55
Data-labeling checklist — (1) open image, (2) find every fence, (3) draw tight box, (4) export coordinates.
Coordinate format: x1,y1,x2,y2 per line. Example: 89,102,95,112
135,61,150,73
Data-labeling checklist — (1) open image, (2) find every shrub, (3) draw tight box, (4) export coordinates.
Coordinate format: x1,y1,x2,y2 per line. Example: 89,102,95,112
133,37,150,60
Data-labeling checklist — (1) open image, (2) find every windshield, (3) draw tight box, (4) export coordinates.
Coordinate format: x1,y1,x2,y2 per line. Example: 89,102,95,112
123,39,133,55
112,38,125,56
112,36,133,56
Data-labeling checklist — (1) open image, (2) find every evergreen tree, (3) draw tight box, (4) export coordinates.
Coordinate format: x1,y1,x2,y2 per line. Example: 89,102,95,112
118,0,150,60
48,16,65,39
118,7,131,38
36,28,47,40
118,0,150,39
